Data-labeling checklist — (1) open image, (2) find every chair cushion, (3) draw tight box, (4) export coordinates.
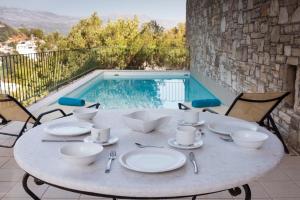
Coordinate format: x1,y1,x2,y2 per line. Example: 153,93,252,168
191,98,221,108
58,97,85,107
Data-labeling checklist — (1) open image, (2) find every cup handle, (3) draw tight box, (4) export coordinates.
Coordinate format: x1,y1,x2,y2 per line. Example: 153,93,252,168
196,130,203,138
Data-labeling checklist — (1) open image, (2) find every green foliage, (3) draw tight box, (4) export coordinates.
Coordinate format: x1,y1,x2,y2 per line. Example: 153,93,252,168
18,27,44,39
39,13,188,70
0,22,17,42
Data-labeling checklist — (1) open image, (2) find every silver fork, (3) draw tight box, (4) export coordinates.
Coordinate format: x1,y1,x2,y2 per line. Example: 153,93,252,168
105,150,116,173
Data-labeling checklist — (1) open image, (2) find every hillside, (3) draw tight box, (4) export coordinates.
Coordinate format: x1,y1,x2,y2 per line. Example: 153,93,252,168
0,7,80,34
0,7,182,35
0,21,17,42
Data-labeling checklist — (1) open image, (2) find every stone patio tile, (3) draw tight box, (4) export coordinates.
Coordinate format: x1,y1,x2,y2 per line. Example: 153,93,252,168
42,186,80,199
0,182,18,198
0,157,10,167
1,158,21,169
258,167,291,182
278,156,300,168
282,167,300,181
4,178,48,198
0,169,24,182
0,148,13,157
260,181,300,198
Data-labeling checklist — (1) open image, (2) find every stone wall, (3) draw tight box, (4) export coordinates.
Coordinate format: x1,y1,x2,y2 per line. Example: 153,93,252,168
186,0,300,152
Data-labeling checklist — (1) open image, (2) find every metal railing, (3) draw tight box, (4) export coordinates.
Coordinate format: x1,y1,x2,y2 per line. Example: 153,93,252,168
0,47,189,105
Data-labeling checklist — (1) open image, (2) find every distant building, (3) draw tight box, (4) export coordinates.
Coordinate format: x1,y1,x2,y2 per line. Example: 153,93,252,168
16,40,37,55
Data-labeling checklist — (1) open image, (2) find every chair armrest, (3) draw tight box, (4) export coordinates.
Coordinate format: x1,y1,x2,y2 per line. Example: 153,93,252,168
202,108,219,114
178,103,191,110
33,109,67,127
87,103,100,109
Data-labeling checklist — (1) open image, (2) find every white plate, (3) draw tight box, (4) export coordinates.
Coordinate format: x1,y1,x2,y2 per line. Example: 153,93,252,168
84,136,119,146
119,148,186,173
168,138,203,150
178,120,205,127
44,121,93,137
207,121,258,136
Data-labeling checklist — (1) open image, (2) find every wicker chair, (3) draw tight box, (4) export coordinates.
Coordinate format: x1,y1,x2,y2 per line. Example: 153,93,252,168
0,94,100,148
178,92,290,153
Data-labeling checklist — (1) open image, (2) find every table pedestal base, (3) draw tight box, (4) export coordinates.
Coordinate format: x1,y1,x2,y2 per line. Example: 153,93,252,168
22,173,251,200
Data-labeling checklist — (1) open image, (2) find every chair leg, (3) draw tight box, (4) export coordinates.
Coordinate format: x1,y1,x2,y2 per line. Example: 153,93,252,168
0,120,29,148
268,116,289,154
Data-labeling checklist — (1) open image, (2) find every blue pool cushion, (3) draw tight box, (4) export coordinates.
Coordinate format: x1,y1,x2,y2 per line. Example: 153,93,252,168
191,98,221,108
58,97,85,106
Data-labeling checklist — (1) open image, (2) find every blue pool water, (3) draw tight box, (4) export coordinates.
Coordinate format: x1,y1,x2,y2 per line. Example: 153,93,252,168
66,74,219,109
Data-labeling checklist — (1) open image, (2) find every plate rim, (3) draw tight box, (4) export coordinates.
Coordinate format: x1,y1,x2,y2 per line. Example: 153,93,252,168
44,121,92,136
207,121,257,136
84,136,119,146
119,148,186,173
178,120,205,126
168,138,203,149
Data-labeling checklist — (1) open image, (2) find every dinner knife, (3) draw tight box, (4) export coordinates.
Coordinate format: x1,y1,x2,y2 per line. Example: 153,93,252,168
189,152,198,174
42,139,84,142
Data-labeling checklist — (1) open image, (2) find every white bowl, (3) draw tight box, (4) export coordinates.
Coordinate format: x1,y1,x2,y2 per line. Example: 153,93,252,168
123,111,171,133
73,108,98,121
60,143,103,166
231,130,269,149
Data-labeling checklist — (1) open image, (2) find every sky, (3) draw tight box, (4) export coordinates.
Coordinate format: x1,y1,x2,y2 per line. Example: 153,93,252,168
0,0,186,21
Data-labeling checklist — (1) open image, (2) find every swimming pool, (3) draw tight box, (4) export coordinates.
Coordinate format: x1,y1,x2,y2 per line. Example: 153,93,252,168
65,72,219,109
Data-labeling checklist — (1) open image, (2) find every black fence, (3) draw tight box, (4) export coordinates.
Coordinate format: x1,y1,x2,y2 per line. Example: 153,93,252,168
0,47,189,105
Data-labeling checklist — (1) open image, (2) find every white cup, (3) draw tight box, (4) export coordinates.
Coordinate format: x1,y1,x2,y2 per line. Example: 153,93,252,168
176,126,201,146
183,110,199,124
91,125,110,143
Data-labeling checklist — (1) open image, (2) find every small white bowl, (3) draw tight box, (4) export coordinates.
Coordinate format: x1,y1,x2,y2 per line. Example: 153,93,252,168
123,111,171,133
73,108,98,121
60,143,103,166
231,130,269,149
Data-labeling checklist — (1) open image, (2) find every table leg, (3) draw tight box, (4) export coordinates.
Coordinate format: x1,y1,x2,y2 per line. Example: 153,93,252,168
22,173,41,200
228,184,251,200
242,184,251,200
192,195,197,200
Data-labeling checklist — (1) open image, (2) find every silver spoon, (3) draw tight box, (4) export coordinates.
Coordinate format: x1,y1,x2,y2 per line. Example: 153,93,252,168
135,142,164,148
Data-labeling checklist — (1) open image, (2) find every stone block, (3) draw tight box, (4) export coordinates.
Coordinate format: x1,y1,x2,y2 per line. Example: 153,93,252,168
238,0,243,10
284,45,292,56
238,12,243,24
277,44,283,54
264,52,270,65
279,111,292,123
278,7,289,24
248,0,253,9
221,17,226,32
287,56,299,65
279,35,291,43
269,0,279,16
291,48,300,57
276,55,286,63
292,7,300,23
270,26,280,42
251,32,264,39
260,23,268,33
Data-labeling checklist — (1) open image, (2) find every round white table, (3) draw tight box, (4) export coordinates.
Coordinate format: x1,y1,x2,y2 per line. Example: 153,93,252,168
14,109,284,200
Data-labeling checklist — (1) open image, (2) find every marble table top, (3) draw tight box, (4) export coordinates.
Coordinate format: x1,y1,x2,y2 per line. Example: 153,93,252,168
14,109,284,198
